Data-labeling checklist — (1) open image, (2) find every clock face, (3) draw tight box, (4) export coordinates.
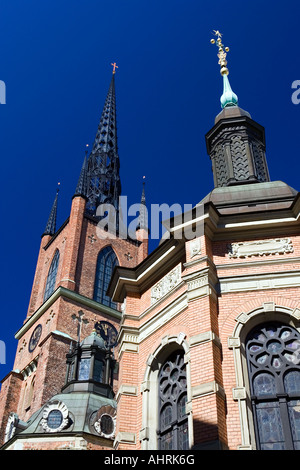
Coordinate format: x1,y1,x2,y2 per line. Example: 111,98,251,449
94,321,118,347
28,324,42,353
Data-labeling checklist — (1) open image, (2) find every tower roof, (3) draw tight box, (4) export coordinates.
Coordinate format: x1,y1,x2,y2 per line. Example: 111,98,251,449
42,188,59,237
207,31,270,189
85,71,121,217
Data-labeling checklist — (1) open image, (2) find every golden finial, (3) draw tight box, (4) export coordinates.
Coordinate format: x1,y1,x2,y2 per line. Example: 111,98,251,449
111,62,119,74
210,30,230,76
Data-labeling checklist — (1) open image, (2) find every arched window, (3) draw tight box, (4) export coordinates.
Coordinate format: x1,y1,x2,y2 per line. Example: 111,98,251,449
157,350,188,450
44,250,60,301
246,321,300,450
93,247,118,308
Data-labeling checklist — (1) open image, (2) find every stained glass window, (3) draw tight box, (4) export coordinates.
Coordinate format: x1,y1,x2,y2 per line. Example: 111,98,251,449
246,322,300,450
93,247,118,308
158,350,188,450
78,358,90,381
44,250,60,301
47,410,63,430
93,359,104,383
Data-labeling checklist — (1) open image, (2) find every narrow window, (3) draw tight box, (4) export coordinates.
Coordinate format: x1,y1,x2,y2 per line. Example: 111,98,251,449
93,247,118,308
157,350,189,450
44,250,60,301
246,321,300,450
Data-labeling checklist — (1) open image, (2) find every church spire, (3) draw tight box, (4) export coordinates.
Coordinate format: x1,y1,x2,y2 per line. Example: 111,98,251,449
85,67,121,216
136,177,147,231
42,185,59,236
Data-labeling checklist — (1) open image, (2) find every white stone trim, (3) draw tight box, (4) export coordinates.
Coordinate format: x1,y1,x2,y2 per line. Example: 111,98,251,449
116,384,138,401
151,264,182,305
140,334,193,450
190,331,221,348
228,238,294,259
114,432,136,446
191,381,225,399
220,271,300,294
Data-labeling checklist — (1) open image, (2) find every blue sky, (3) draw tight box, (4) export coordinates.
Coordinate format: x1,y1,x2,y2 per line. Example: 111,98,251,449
1,0,300,380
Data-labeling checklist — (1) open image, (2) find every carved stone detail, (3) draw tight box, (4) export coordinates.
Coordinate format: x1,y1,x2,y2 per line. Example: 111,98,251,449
151,264,182,304
251,140,268,182
230,135,249,181
190,238,201,259
229,238,294,259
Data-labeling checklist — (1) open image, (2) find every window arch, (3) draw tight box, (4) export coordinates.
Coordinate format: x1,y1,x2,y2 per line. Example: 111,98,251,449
44,250,60,301
157,350,188,450
93,246,118,308
246,321,300,450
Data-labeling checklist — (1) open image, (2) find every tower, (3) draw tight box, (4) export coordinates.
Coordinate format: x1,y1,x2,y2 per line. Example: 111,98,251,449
0,68,148,450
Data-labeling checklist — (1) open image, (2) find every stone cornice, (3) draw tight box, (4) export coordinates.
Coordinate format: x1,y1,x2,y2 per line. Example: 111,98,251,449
15,287,122,340
108,238,185,303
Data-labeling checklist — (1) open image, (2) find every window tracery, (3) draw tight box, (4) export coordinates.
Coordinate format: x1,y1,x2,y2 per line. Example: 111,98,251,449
157,350,188,450
246,322,300,450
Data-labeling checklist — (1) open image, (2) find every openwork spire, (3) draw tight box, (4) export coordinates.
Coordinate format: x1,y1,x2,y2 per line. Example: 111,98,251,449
137,177,148,231
211,30,238,109
85,69,121,217
42,185,59,236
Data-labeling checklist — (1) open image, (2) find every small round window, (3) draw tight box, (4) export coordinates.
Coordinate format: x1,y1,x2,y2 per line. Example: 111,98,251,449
47,410,63,430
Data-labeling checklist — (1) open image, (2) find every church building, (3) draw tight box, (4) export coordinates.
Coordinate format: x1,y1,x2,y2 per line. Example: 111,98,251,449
1,33,300,451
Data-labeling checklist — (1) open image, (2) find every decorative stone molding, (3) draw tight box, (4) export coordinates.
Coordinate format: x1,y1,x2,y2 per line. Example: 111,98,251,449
232,387,246,401
151,264,181,304
140,333,192,450
139,427,149,441
21,358,38,380
114,431,136,446
139,294,188,343
183,267,218,302
220,271,300,294
116,384,138,401
228,238,294,259
40,400,69,433
292,308,300,320
233,303,300,328
93,405,116,439
191,381,225,399
5,413,19,443
190,238,201,259
227,336,240,349
190,331,221,349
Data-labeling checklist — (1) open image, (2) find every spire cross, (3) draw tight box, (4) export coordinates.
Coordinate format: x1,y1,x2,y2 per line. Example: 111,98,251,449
71,310,89,343
111,62,118,74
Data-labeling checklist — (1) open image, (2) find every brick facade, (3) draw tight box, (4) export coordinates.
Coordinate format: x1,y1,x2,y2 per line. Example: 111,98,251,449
1,80,300,451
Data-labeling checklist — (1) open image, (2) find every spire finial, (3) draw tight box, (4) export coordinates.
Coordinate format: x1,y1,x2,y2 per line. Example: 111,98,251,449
210,30,230,76
111,62,118,74
210,30,238,109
